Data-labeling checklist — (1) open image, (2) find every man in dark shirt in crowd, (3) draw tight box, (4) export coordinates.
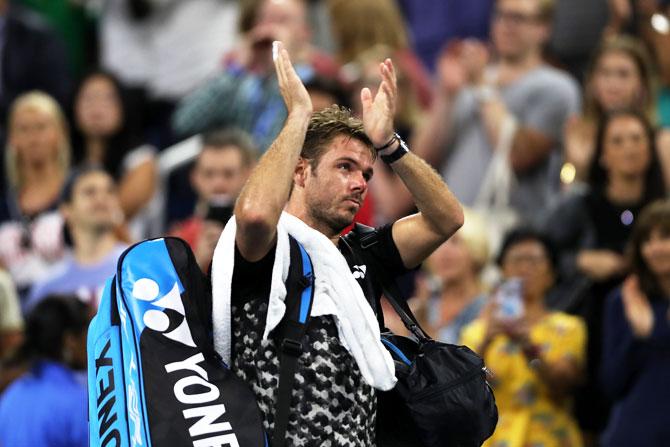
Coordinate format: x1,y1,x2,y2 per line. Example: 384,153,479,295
229,41,463,445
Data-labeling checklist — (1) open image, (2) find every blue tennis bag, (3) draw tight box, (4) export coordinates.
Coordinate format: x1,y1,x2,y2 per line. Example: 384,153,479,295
87,237,267,447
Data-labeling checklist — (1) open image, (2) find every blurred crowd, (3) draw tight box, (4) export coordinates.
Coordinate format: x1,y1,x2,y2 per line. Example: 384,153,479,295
0,0,670,446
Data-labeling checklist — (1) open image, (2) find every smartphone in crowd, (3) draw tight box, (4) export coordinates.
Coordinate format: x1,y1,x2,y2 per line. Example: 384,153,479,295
204,198,234,226
495,277,524,320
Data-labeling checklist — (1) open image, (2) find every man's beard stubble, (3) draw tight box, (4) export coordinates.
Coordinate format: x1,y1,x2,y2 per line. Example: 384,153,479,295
307,201,353,236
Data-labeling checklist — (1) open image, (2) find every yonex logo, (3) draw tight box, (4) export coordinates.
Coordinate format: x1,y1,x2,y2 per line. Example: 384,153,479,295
352,264,367,279
132,278,196,347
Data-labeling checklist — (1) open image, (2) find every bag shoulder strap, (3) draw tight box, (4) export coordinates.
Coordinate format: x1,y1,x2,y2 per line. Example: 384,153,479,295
340,224,384,327
272,236,315,447
350,224,430,341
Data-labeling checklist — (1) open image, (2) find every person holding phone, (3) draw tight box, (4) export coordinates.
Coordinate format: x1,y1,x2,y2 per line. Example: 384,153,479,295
170,128,257,271
461,227,587,447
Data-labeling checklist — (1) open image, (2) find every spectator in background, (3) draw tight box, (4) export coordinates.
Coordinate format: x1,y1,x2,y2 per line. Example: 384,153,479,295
170,129,256,271
637,0,670,128
461,228,586,447
543,109,666,441
328,0,433,110
563,36,657,185
0,0,72,156
413,0,580,226
546,0,609,81
98,0,239,148
409,208,491,344
172,0,338,151
27,168,126,310
0,91,70,299
600,199,670,447
396,0,494,73
304,74,351,112
545,109,665,314
0,0,72,105
17,0,96,77
0,296,88,447
72,70,159,240
0,270,23,360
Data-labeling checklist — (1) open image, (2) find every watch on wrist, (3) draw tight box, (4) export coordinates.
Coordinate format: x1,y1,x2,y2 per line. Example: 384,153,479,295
375,132,409,164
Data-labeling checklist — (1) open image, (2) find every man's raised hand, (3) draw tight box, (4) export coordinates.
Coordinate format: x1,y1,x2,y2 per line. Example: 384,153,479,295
361,58,397,148
273,41,312,117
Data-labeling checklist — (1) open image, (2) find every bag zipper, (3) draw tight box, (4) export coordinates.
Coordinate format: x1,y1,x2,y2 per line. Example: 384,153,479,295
411,366,485,401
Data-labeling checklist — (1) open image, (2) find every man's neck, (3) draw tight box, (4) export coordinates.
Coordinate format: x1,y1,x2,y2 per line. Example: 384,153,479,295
194,200,208,219
283,204,341,245
86,138,106,165
496,51,542,85
523,297,546,322
71,229,119,265
606,175,645,204
441,275,481,304
22,161,62,187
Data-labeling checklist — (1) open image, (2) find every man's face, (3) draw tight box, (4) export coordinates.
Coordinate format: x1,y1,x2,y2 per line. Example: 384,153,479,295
302,135,374,234
252,0,309,55
191,146,250,202
491,0,547,61
63,172,120,233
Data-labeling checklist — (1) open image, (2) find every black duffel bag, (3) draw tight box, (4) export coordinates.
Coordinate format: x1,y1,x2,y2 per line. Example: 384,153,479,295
379,324,498,447
349,225,498,447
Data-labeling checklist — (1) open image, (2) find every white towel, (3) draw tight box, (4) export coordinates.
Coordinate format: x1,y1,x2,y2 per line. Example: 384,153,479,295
211,212,397,391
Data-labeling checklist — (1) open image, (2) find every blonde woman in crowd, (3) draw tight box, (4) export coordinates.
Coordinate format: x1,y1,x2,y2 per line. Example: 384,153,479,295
407,208,491,344
328,0,432,110
0,91,70,298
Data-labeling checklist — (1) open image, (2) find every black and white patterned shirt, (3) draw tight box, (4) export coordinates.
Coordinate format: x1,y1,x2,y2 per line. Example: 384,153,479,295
230,224,409,446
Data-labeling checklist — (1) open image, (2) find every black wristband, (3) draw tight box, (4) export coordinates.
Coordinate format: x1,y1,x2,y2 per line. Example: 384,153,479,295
379,133,409,164
374,134,399,151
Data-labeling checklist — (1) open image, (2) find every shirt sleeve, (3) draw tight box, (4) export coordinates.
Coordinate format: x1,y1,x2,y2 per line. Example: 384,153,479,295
172,71,241,138
121,144,156,174
459,319,486,354
367,223,414,278
230,244,276,307
519,74,581,143
542,313,587,366
600,289,642,400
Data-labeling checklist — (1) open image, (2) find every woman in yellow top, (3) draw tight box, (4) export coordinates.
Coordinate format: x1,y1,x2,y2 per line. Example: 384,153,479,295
461,228,587,447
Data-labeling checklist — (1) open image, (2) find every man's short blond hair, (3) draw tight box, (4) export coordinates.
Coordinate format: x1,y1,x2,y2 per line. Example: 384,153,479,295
301,106,375,170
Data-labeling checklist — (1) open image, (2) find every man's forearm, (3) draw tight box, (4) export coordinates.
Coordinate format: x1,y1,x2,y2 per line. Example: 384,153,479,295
234,111,311,260
388,150,464,268
391,153,463,235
